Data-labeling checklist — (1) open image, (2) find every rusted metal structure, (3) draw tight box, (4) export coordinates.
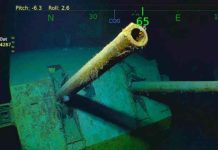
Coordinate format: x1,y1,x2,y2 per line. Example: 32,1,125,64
1,22,218,149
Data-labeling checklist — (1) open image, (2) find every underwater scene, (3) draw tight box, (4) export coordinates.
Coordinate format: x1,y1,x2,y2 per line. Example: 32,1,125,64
1,1,218,150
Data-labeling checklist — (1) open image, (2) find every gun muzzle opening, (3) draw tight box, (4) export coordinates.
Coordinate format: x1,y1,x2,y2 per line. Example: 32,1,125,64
124,24,148,48
131,28,145,42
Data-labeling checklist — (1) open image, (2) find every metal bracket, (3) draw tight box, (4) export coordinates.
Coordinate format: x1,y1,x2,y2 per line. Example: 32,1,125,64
0,103,12,128
47,64,69,96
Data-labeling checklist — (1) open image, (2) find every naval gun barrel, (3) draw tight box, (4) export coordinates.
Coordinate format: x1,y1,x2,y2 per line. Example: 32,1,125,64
130,81,218,94
57,23,148,99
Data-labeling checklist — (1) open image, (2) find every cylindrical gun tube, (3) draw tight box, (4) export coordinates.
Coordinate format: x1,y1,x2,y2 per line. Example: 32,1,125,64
130,81,218,94
57,23,148,99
